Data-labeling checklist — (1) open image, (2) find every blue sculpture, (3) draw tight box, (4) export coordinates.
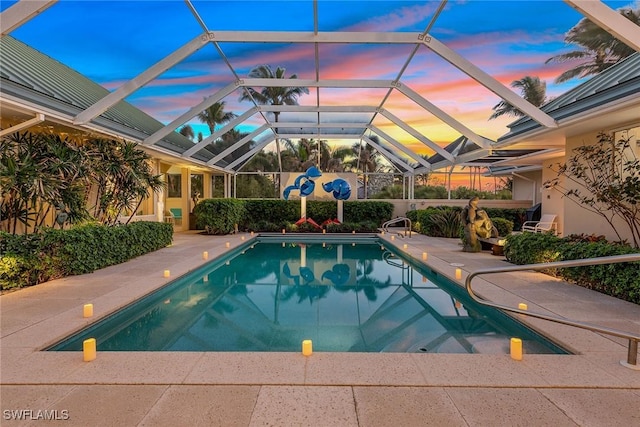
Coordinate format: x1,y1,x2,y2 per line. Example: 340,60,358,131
322,178,351,200
283,166,323,200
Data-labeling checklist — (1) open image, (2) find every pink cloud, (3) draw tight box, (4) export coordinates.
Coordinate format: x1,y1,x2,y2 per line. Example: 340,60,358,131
345,3,440,32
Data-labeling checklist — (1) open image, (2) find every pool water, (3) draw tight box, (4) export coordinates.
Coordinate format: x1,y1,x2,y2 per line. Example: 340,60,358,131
48,237,568,354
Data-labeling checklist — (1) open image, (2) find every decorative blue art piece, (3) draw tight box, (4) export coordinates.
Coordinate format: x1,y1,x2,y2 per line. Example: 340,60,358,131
322,178,351,200
283,166,323,200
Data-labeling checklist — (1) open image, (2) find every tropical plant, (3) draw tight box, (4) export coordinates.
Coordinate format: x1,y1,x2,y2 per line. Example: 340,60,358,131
86,139,164,225
489,76,547,119
179,124,195,140
197,101,237,133
344,136,386,199
546,7,639,83
239,65,309,172
545,132,640,248
0,132,90,234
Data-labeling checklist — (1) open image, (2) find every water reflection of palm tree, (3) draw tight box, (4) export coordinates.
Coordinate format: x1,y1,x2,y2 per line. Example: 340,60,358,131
280,284,330,305
331,259,391,302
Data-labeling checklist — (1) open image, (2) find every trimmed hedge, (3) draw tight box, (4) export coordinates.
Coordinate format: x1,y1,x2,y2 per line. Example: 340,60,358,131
194,199,245,234
241,199,299,226
0,222,173,290
504,232,640,304
238,199,393,231
483,208,527,231
492,218,514,237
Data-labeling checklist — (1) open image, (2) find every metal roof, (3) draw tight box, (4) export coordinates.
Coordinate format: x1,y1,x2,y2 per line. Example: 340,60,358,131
499,52,640,143
0,35,225,166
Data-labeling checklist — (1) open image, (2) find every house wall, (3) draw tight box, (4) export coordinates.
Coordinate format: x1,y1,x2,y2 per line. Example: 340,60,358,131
541,155,565,236
511,170,542,205
546,127,639,242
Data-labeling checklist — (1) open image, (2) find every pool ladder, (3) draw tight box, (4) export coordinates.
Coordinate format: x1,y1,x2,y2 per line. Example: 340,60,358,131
382,217,412,238
465,253,640,370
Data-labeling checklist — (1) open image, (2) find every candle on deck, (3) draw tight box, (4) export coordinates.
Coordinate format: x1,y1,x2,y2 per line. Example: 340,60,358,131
302,339,313,356
83,338,96,362
83,303,93,318
510,338,523,361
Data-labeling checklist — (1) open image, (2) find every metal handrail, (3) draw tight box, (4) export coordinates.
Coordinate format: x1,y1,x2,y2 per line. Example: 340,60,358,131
382,217,412,238
464,253,640,369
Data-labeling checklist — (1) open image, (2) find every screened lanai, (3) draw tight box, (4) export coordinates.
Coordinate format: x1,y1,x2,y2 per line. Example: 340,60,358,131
1,0,639,196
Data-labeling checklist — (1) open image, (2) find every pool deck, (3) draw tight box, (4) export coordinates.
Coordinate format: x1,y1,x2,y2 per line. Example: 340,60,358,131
1,231,639,426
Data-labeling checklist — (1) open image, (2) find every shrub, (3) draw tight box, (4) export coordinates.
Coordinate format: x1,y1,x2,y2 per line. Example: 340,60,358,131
484,208,527,231
558,241,640,303
307,201,337,223
408,207,462,237
428,209,463,238
504,232,640,304
0,222,173,290
504,232,563,265
491,217,514,237
241,199,299,227
344,201,393,224
194,199,245,234
238,200,393,231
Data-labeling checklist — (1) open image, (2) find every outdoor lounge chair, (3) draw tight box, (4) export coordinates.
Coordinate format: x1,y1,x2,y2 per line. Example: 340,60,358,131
522,214,557,234
167,208,182,225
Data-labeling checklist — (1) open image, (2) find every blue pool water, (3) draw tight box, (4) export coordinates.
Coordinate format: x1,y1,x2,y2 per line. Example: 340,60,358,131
48,237,568,354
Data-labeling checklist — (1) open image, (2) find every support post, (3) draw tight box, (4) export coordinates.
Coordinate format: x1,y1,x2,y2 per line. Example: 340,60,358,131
301,196,307,219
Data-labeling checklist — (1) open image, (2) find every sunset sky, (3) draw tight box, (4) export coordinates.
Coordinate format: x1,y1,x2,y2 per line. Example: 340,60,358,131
3,0,637,163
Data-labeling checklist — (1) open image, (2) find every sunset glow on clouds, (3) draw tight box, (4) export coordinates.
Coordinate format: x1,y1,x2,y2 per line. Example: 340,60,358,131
6,0,637,163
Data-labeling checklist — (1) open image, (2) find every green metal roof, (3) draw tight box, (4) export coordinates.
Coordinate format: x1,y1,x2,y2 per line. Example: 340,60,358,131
0,35,215,161
498,52,640,143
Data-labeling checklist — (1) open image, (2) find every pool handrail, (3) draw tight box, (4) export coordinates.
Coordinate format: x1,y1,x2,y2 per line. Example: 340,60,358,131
382,217,412,238
464,253,640,369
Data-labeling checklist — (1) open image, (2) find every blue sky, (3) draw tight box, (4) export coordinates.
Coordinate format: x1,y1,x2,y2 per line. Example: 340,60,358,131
2,0,638,155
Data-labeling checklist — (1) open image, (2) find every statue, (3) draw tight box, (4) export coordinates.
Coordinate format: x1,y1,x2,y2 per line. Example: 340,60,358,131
55,202,68,229
462,197,498,252
191,191,200,213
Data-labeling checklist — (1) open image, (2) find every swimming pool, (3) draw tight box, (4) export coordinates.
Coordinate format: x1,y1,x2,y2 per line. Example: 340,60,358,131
48,236,568,354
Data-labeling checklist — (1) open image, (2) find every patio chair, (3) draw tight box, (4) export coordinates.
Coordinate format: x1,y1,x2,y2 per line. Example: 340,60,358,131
167,208,182,225
522,214,557,234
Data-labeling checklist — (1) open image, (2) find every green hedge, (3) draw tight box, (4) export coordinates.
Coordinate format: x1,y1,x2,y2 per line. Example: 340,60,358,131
194,199,246,234
239,200,393,231
483,208,527,231
241,199,299,226
504,233,640,304
0,222,173,290
492,218,514,237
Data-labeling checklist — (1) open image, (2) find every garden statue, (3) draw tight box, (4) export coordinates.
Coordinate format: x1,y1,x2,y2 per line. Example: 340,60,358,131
462,196,498,252
191,191,200,213
55,202,68,229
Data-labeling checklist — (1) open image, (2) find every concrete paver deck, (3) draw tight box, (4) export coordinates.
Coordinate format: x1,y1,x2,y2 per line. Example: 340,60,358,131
1,231,639,426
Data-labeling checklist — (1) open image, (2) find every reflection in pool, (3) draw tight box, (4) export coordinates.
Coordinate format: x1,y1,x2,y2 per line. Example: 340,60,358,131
48,238,567,354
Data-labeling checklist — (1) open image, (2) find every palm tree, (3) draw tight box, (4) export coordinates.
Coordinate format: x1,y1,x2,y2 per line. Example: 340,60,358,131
489,76,547,120
197,101,237,133
345,137,384,199
179,124,195,140
314,140,352,173
546,7,639,83
239,65,309,173
209,128,253,165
